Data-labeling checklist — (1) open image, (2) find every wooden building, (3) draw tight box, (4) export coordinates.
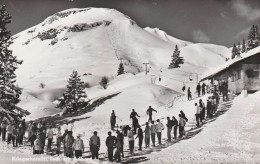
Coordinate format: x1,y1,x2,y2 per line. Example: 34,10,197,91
200,48,260,94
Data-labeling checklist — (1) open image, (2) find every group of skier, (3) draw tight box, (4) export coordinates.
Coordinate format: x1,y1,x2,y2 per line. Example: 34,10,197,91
108,106,190,159
194,92,220,126
0,119,26,147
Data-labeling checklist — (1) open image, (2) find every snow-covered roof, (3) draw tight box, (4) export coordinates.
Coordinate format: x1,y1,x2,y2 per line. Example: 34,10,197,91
200,46,260,81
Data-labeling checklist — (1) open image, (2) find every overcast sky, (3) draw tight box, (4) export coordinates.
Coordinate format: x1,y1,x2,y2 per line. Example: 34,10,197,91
4,0,260,47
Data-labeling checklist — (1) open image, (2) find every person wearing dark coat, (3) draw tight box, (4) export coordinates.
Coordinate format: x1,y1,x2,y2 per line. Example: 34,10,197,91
105,131,117,162
180,111,188,122
207,97,213,118
199,99,206,122
196,83,201,97
146,106,157,121
130,109,140,133
130,109,140,120
62,129,69,156
202,83,206,95
172,116,178,139
114,131,122,162
187,87,192,100
133,117,139,134
116,130,124,158
144,122,150,148
166,117,173,141
135,125,143,150
110,110,116,130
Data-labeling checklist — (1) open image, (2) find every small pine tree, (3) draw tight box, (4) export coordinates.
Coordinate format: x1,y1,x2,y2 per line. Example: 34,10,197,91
231,43,240,59
242,39,246,53
168,45,184,69
57,71,87,113
0,5,24,121
100,76,109,89
117,62,124,76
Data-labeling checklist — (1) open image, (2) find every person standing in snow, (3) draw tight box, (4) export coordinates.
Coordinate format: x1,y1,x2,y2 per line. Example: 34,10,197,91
29,123,38,147
62,129,68,156
202,83,206,95
73,134,84,159
56,127,63,156
89,131,100,159
166,117,173,141
33,134,43,154
150,121,157,146
196,83,201,97
27,121,33,142
20,119,26,144
114,132,122,162
46,126,54,151
146,106,157,121
156,119,165,145
144,122,150,148
195,103,201,126
127,127,135,154
116,130,124,158
172,116,178,139
18,123,24,145
199,99,206,122
12,124,18,147
212,96,216,114
64,131,74,158
1,120,7,141
106,131,117,162
6,122,13,144
187,87,192,100
135,125,143,150
110,110,116,131
178,114,186,138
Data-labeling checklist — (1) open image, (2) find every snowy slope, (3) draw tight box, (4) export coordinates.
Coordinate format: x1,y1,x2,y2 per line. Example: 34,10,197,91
9,7,230,119
144,27,192,47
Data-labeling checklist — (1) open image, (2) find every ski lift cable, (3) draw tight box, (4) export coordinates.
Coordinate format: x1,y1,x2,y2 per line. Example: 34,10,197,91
160,66,207,76
160,74,194,83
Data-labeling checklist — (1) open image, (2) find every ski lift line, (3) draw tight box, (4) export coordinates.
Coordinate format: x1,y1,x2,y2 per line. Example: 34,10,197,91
160,66,207,76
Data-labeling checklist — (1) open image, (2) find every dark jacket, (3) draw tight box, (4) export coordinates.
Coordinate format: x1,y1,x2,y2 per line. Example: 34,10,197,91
106,136,117,148
130,112,140,119
136,128,143,138
166,119,173,128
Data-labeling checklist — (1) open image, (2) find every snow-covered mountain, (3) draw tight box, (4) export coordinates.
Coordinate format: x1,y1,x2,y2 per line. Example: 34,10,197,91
10,7,231,119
